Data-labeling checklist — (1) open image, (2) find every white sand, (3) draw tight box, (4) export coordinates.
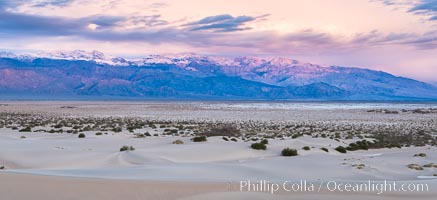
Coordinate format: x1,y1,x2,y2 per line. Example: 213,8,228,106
1,128,436,181
1,173,436,200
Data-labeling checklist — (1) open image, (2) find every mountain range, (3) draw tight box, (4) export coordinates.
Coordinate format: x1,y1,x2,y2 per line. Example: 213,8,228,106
0,50,436,100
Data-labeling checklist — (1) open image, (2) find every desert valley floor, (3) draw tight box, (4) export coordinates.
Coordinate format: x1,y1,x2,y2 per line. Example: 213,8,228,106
0,101,436,200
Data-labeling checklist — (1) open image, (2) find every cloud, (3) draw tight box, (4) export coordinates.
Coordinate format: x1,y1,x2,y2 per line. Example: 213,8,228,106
0,1,436,57
409,0,437,20
372,0,437,21
184,14,266,32
31,0,72,7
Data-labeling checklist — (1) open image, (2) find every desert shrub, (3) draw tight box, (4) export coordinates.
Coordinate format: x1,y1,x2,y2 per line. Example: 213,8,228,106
335,146,347,153
231,138,238,142
19,127,31,132
173,139,184,144
192,135,207,142
414,153,427,157
95,132,103,136
291,133,303,139
0,166,5,170
260,139,269,145
20,136,26,139
134,133,145,138
302,146,310,151
281,148,298,156
170,129,178,134
222,137,229,141
144,132,151,137
120,145,135,152
251,143,267,150
320,147,329,152
112,127,122,133
422,163,435,168
54,124,63,129
78,133,86,138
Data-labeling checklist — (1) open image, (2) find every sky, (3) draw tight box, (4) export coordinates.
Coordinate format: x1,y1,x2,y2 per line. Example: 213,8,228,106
0,0,436,83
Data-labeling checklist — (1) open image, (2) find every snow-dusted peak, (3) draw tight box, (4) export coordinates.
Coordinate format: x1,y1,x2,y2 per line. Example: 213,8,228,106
36,50,106,61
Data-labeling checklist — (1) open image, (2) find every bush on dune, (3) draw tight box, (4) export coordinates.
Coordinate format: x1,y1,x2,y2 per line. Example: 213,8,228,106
281,148,298,156
251,142,267,150
192,135,207,142
19,127,31,132
335,146,347,153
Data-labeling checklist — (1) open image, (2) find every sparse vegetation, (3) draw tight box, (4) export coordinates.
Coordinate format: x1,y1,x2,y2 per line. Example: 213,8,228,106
302,146,310,151
320,147,329,152
120,145,135,152
251,142,267,150
78,133,86,138
200,125,241,137
281,148,298,156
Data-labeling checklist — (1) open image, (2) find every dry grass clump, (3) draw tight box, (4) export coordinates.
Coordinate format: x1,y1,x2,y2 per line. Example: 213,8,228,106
173,139,184,144
352,164,365,169
407,164,424,170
